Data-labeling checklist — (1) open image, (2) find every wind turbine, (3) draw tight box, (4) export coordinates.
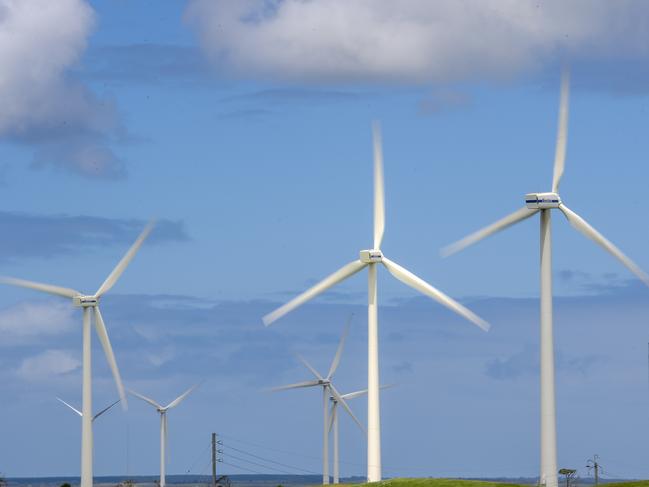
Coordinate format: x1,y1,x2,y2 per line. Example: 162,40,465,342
442,70,649,487
0,222,154,487
270,317,363,485
263,122,490,482
57,397,121,422
328,386,390,484
129,385,200,487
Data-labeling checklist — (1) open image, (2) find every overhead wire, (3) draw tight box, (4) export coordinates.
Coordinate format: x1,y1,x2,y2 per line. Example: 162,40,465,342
221,460,265,475
224,443,319,475
185,441,213,474
221,452,297,475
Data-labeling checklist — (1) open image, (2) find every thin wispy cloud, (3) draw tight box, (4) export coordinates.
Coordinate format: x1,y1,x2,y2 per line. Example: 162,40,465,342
80,44,212,86
0,212,188,262
16,349,80,381
0,301,74,347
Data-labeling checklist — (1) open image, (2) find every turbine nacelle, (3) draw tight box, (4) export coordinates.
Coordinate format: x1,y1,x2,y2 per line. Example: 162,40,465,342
73,295,99,308
525,192,561,209
360,249,383,263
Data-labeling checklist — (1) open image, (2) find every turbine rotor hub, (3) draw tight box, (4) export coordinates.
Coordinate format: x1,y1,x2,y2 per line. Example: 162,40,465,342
73,295,98,308
525,192,561,209
360,249,383,263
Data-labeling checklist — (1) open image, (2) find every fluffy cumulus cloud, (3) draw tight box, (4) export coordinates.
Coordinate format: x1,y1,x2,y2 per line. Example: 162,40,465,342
185,0,649,85
0,0,126,178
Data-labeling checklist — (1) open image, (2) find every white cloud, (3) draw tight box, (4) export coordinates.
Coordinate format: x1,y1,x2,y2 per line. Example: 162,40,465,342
185,0,649,84
0,301,75,346
0,0,92,132
16,349,80,381
0,0,125,178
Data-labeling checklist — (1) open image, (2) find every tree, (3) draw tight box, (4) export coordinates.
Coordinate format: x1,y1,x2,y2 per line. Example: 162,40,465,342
559,468,577,487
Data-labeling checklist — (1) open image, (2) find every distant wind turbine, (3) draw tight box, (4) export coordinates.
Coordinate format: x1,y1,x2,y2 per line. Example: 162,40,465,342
270,317,362,485
57,397,121,422
263,122,490,482
1,222,154,487
442,69,649,487
129,385,200,487
328,385,391,484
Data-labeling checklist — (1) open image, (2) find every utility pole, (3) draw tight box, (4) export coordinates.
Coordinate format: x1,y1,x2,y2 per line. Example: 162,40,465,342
211,433,223,487
212,433,218,486
587,455,600,487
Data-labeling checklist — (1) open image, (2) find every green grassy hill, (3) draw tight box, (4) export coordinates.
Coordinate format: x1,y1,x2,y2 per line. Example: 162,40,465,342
341,479,529,487
339,479,649,487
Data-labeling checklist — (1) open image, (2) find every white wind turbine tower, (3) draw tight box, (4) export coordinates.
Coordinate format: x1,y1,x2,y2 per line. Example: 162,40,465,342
57,397,121,422
270,317,363,485
263,122,490,482
129,385,199,487
442,70,649,487
0,223,154,487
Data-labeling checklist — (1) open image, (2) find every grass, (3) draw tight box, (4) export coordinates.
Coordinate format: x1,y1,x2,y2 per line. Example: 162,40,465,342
338,479,649,487
340,479,529,487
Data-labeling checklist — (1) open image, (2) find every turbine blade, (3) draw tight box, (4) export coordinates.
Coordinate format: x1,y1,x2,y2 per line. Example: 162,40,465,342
441,207,539,257
94,307,127,409
95,221,155,297
128,389,162,409
328,402,337,433
262,260,367,326
341,383,394,401
559,204,649,286
329,384,364,433
0,277,79,299
57,397,82,417
165,384,199,410
93,399,121,421
552,68,570,193
268,380,321,392
327,313,354,380
373,121,385,249
297,354,324,381
382,257,490,331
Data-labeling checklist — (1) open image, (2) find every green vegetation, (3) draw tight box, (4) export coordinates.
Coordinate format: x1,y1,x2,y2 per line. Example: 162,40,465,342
340,479,529,487
339,479,649,487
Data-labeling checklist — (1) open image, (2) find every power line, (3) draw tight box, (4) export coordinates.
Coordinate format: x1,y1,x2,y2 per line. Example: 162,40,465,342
224,443,319,475
218,431,450,475
222,452,297,475
218,433,323,462
219,432,366,469
221,460,265,475
185,441,213,474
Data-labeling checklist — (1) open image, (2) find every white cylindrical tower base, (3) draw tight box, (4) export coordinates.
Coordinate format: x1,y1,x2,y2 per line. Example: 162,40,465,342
160,413,167,487
367,264,381,482
81,308,93,487
540,210,558,487
323,387,330,485
333,405,339,484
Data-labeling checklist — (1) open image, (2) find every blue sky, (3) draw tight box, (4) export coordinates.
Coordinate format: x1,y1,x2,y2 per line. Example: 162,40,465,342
1,0,649,481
